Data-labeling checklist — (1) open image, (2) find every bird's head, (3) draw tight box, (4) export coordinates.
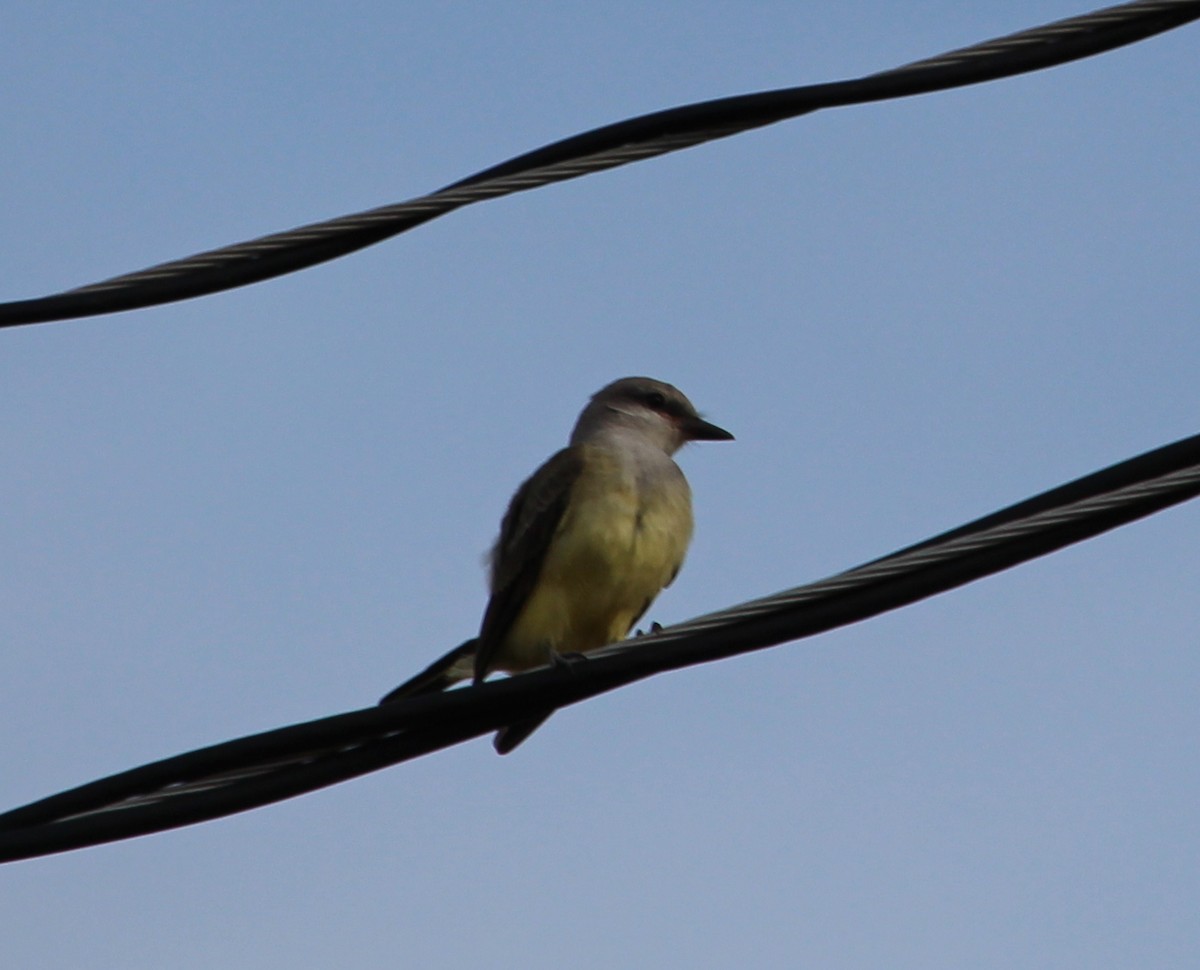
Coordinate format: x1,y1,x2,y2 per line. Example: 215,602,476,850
571,376,733,454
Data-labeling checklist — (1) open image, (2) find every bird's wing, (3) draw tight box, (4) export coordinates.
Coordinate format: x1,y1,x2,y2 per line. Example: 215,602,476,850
473,446,585,683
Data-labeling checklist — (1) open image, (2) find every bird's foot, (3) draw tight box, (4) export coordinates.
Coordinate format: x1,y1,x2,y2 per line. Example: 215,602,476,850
634,621,664,637
550,650,588,674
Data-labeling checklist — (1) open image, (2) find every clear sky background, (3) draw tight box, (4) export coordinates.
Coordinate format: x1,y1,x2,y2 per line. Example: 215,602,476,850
2,3,1197,968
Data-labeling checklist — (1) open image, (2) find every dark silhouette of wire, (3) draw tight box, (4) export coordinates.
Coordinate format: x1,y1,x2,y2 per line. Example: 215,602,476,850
0,0,1196,328
3,426,1199,864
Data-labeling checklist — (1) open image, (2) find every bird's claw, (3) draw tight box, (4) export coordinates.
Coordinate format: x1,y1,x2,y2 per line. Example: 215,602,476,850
550,650,587,674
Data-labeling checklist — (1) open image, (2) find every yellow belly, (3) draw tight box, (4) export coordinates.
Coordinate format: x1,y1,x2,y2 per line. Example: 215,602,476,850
496,452,693,672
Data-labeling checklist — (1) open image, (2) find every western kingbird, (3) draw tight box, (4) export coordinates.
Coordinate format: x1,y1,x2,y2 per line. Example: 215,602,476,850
381,376,733,752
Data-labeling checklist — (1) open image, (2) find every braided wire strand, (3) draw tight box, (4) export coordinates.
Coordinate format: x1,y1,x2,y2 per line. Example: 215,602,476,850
1,0,1196,326
2,432,1198,864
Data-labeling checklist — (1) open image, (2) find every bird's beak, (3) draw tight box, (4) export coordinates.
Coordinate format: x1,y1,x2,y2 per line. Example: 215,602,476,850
683,416,734,442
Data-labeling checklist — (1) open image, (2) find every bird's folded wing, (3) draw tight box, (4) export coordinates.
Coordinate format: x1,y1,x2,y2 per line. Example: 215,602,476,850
474,446,585,682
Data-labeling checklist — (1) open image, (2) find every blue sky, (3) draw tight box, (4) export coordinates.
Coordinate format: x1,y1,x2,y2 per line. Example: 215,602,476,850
2,3,1198,967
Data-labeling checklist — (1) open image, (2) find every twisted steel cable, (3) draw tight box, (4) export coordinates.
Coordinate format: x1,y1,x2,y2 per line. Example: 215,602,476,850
1,0,1196,328
2,426,1199,863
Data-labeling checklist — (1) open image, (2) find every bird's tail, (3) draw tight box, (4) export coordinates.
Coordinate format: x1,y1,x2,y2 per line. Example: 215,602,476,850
378,638,556,754
492,712,554,754
378,638,477,703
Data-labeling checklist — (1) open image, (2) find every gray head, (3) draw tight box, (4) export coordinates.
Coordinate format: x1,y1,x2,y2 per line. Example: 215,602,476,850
570,376,734,454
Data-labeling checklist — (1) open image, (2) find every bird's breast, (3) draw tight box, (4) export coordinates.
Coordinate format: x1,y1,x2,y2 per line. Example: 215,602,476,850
501,447,693,667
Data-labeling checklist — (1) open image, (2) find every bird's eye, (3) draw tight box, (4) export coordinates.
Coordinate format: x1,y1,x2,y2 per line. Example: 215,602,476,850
645,391,667,409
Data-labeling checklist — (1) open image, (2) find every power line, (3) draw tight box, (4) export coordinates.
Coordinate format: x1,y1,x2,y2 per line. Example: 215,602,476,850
0,0,1196,328
2,426,1199,864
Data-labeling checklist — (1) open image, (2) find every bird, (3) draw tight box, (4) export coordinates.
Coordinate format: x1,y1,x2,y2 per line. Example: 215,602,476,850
380,376,733,753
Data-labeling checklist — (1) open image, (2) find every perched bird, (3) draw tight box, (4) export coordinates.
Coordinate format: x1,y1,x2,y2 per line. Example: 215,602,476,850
380,376,733,752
